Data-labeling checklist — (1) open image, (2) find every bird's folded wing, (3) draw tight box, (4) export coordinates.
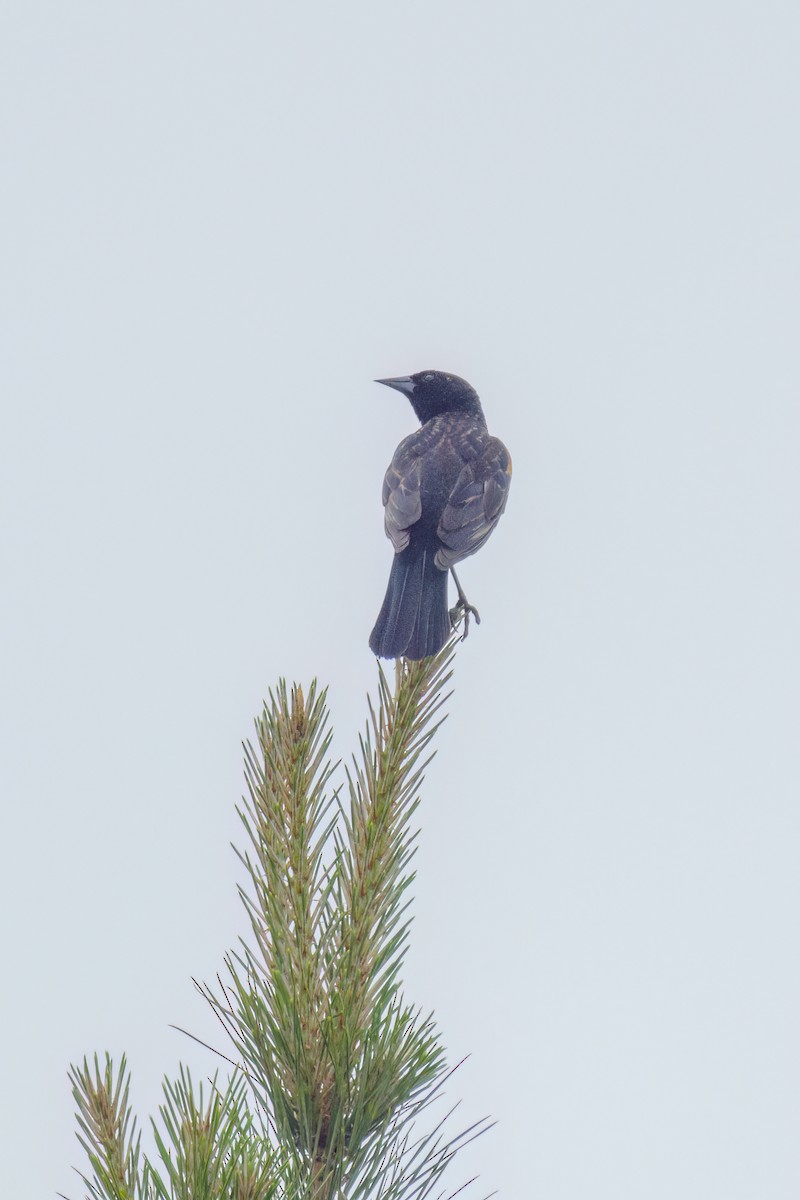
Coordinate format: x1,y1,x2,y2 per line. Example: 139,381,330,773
435,438,512,569
382,442,423,553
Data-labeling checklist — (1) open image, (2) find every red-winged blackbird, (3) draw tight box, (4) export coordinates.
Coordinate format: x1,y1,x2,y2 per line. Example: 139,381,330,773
369,370,512,660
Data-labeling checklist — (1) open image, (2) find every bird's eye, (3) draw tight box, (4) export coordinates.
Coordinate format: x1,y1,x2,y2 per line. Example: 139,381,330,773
424,373,435,382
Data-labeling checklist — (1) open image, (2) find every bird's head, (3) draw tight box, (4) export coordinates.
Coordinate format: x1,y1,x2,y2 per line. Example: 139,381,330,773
375,370,482,425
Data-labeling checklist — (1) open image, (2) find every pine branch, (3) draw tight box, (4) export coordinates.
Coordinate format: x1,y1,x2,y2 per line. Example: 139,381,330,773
333,649,455,1051
151,1067,281,1200
66,635,493,1200
63,1054,152,1200
200,680,342,1160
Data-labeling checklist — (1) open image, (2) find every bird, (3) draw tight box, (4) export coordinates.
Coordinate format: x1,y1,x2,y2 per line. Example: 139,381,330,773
369,370,512,660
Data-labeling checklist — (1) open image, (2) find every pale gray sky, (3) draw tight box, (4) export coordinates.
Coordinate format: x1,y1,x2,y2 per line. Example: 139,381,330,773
2,2,799,1197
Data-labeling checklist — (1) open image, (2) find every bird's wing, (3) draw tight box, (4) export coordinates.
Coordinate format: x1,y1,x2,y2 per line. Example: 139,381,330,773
435,437,512,569
382,437,423,553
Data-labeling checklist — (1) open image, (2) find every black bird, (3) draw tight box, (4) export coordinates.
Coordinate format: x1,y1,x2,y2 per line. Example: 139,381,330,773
369,370,512,660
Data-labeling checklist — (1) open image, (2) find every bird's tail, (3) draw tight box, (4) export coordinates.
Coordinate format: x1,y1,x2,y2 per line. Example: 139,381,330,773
369,544,450,661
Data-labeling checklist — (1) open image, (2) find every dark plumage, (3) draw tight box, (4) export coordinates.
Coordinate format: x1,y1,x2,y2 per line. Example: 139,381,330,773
369,370,512,660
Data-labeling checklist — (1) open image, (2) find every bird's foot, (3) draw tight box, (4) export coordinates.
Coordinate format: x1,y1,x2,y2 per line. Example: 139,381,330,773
449,596,481,641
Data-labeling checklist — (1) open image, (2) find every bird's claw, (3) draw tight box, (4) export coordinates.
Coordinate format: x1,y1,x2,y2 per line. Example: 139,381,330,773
449,597,481,641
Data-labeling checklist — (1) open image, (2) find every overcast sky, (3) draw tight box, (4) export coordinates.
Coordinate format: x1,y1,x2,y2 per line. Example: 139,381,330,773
2,2,799,1197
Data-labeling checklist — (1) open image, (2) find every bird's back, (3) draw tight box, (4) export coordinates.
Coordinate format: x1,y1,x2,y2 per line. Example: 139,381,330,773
401,411,491,535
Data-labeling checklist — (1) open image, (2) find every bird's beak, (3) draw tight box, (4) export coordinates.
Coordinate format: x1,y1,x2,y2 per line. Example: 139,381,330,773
375,376,416,395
